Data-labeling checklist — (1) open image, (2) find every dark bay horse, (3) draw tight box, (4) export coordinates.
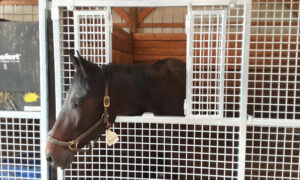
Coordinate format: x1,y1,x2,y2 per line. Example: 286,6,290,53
45,52,186,169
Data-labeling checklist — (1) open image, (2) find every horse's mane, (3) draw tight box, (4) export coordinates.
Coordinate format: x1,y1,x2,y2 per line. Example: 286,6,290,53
99,63,153,88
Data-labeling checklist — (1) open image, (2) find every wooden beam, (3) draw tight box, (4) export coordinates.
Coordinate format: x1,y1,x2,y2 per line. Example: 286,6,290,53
113,23,128,28
139,23,185,28
0,0,38,5
137,8,155,25
112,8,130,25
129,8,137,33
134,33,186,41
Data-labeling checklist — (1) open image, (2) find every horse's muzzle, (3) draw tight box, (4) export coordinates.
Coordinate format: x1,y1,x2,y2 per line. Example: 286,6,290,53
45,141,74,168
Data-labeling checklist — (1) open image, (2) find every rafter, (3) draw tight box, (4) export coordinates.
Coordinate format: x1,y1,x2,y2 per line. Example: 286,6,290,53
137,8,156,25
112,8,130,26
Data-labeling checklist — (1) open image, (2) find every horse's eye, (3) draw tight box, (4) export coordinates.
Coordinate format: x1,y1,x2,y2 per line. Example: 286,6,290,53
73,99,82,108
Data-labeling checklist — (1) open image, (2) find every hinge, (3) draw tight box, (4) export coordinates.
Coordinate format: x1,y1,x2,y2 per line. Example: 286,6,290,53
184,99,188,116
185,14,189,34
51,7,59,21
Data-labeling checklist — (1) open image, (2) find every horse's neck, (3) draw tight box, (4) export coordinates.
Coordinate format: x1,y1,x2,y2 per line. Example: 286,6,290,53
109,67,153,116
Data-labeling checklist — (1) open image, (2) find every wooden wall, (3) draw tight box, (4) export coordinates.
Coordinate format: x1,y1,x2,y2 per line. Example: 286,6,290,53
112,26,133,64
133,33,186,63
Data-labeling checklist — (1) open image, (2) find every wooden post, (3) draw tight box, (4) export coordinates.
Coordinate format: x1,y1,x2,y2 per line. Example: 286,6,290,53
129,8,137,33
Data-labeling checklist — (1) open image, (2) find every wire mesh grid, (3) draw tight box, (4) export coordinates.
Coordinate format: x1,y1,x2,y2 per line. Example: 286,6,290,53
58,7,108,102
54,2,300,179
0,117,41,179
57,5,244,180
64,122,239,180
248,0,300,120
245,126,300,179
190,12,225,117
74,11,108,64
192,5,245,119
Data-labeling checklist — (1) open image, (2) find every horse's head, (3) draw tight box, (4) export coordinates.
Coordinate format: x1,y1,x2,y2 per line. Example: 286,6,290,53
45,52,108,168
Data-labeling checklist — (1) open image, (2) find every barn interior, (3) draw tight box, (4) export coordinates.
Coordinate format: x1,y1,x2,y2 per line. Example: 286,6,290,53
0,1,299,179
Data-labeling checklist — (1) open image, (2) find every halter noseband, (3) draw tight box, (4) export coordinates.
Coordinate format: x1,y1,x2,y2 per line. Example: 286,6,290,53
47,83,111,152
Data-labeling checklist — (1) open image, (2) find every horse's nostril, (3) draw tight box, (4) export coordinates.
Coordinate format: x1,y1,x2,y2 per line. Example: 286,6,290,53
46,154,53,162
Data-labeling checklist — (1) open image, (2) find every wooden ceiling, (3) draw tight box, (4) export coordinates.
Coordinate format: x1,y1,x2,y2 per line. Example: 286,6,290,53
0,0,38,5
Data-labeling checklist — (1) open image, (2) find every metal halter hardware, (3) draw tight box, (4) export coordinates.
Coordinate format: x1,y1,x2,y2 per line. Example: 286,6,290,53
47,83,110,152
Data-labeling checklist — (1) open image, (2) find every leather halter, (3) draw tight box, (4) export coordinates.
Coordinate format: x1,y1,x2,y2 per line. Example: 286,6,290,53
47,82,110,152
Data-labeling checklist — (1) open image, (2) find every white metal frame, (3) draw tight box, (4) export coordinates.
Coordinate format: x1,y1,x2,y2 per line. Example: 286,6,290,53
50,0,300,179
52,0,245,8
74,9,112,64
186,10,227,119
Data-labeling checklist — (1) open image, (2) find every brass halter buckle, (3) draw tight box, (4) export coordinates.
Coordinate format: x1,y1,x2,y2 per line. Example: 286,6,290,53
103,96,110,108
68,140,78,151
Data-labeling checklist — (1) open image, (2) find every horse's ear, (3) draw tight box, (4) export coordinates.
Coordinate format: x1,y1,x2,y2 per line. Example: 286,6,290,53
70,51,88,78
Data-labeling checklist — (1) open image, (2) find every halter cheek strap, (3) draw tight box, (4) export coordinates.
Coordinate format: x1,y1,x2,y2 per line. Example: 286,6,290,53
47,82,110,152
103,82,111,129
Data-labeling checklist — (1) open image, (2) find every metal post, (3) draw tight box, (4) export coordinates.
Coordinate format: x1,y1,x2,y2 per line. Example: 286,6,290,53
38,0,49,179
238,1,252,179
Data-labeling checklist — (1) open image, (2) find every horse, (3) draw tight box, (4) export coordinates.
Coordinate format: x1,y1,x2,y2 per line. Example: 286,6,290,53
45,52,186,173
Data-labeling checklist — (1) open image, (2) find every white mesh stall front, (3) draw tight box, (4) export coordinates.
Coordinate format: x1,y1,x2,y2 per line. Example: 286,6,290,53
187,10,226,118
248,0,300,120
63,119,240,179
245,1,300,179
189,5,246,120
74,11,111,64
53,4,246,180
53,1,300,179
245,126,300,179
0,114,41,179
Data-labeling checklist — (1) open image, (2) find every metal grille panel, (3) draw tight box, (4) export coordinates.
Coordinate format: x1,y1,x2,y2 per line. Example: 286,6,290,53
248,1,300,120
245,126,300,179
190,5,245,119
52,1,300,179
0,116,41,179
64,122,240,180
58,7,109,102
74,11,109,64
188,11,226,118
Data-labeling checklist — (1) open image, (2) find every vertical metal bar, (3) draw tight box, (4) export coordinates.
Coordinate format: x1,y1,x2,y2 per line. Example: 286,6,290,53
52,7,63,115
74,12,80,53
219,10,227,119
105,7,112,64
238,1,252,180
51,1,64,179
185,5,193,117
38,0,49,179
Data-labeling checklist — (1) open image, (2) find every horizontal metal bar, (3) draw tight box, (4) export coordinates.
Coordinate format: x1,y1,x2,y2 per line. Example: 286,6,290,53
0,111,41,119
116,116,300,128
247,119,300,128
53,0,244,7
116,116,241,126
